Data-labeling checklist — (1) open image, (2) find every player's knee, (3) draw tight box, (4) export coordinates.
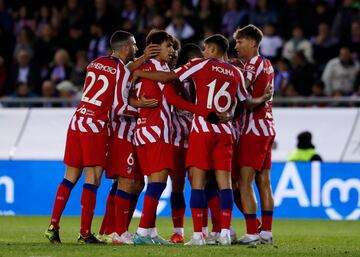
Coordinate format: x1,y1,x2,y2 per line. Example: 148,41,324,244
117,177,135,192
84,173,102,186
133,179,145,194
64,166,82,183
256,175,271,189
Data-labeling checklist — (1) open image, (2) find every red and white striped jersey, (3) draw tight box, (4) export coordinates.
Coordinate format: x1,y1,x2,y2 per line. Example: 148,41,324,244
111,116,137,143
174,58,248,135
241,55,276,137
110,68,138,143
70,55,137,133
171,80,194,148
133,59,173,145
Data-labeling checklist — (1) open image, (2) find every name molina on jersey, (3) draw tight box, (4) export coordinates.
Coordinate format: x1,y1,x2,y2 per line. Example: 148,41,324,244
212,65,234,77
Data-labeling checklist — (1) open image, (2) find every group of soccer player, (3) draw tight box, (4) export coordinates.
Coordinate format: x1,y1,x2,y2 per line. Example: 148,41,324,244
45,23,275,246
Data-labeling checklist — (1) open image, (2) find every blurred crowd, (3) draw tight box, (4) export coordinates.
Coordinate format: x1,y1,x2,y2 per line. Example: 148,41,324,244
0,0,360,106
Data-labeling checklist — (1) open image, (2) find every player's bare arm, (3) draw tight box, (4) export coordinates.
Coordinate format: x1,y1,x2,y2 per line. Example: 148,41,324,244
163,84,220,124
127,44,160,73
243,82,273,111
129,95,158,108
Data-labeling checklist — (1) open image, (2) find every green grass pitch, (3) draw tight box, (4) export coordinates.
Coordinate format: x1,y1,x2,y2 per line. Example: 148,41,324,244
0,217,359,257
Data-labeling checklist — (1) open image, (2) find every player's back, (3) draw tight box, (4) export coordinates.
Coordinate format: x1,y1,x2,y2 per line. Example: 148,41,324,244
190,59,246,134
73,56,120,130
197,59,240,112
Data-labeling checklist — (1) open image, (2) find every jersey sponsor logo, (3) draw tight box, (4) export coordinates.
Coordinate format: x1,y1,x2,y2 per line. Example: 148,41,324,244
76,106,95,116
211,65,234,77
88,62,117,74
137,118,147,125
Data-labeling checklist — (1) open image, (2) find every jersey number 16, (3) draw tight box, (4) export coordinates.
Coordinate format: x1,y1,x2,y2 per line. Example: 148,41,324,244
206,79,231,112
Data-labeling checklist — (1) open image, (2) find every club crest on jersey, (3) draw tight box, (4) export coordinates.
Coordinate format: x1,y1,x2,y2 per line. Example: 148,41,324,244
211,65,234,77
246,65,256,73
127,165,132,174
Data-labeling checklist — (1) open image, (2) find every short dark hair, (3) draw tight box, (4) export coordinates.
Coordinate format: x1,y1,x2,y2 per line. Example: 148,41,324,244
173,37,181,51
203,34,229,54
110,30,133,50
146,30,173,46
177,43,203,66
233,24,263,45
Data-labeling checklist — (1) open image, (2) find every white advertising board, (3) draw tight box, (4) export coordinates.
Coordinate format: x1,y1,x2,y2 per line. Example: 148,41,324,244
0,108,360,162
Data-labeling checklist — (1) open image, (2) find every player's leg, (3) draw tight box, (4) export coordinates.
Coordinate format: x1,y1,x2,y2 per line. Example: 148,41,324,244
127,178,144,229
184,166,207,246
256,168,274,244
233,177,262,234
135,140,173,245
112,176,135,244
238,166,260,245
78,166,103,243
202,207,209,238
136,169,169,244
45,165,82,243
97,180,117,243
169,145,187,242
169,175,186,243
211,133,234,245
204,176,221,245
214,169,233,245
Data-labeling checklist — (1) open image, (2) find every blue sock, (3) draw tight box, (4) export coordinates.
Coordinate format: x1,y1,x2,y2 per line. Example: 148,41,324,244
145,182,167,200
190,189,206,209
61,178,75,190
220,189,233,211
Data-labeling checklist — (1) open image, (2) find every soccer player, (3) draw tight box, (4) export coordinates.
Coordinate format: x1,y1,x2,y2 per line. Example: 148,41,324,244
44,30,147,244
233,24,276,245
96,42,161,244
132,31,218,245
133,34,248,245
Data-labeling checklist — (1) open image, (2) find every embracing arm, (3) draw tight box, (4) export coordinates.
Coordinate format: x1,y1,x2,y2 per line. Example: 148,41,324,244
243,82,273,111
132,70,178,83
163,85,219,124
126,44,160,73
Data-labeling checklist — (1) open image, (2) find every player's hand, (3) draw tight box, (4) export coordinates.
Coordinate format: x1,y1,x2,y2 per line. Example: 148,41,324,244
206,111,220,124
263,82,274,101
218,112,233,123
138,95,158,108
144,44,160,60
